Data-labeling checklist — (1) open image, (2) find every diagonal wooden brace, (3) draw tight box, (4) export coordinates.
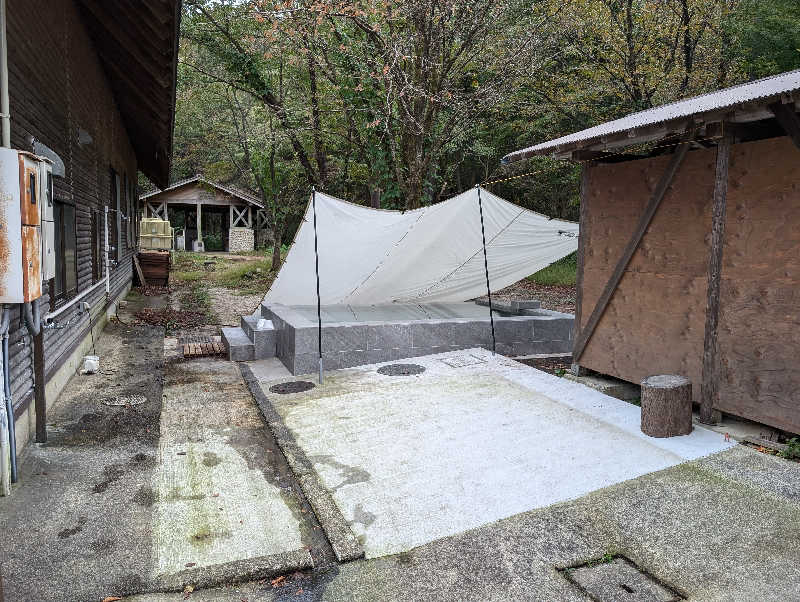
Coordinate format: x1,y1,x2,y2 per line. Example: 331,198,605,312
572,131,695,364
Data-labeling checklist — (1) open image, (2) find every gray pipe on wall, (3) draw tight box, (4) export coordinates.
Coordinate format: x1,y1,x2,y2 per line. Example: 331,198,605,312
0,0,9,148
1,305,16,483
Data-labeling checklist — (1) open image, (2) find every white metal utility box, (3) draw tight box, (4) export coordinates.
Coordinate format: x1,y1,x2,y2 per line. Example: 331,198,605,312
0,147,51,303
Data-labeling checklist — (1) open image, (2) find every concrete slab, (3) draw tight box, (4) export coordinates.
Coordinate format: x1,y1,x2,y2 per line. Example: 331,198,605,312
126,441,800,601
258,349,734,559
151,357,312,590
246,357,293,381
563,372,641,402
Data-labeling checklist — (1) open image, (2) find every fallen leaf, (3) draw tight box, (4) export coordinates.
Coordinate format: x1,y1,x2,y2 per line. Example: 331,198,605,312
271,575,286,587
183,584,194,599
102,597,122,602
185,562,197,568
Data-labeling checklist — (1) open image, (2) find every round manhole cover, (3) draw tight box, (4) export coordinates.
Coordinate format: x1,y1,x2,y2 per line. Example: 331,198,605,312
377,363,426,376
269,380,316,394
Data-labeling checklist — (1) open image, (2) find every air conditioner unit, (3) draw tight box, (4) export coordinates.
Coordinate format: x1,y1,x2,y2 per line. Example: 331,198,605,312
0,148,48,303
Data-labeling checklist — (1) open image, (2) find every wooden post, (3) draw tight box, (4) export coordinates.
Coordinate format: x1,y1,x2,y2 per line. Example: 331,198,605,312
572,131,694,364
571,163,591,376
641,374,693,437
196,203,202,247
33,329,46,443
700,130,732,424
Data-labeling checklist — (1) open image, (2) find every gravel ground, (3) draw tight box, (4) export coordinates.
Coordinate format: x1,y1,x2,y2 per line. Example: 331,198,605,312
207,286,263,326
479,279,576,314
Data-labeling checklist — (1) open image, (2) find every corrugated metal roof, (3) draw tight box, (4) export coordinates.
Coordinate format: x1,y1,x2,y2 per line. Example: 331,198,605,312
503,69,800,162
140,175,264,208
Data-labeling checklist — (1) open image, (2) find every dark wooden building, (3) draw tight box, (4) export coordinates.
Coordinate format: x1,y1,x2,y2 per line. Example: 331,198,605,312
3,0,180,451
504,70,800,434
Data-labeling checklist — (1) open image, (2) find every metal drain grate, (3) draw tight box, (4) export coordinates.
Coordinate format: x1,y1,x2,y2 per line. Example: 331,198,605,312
377,363,426,376
269,380,316,394
561,556,684,602
440,354,488,368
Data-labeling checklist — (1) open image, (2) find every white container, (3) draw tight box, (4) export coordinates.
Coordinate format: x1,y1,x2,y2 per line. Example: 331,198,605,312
81,355,100,374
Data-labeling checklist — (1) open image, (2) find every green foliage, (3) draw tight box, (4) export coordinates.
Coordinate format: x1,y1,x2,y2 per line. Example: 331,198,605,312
168,0,800,239
203,232,224,252
779,438,800,460
528,252,578,287
732,0,800,79
215,259,275,295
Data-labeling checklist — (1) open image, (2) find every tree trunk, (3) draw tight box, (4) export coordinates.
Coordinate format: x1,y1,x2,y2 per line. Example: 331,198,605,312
271,228,282,272
369,185,381,209
640,374,693,438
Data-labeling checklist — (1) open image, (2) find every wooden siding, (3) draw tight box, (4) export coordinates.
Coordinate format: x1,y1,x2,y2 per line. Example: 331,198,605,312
579,136,800,433
6,0,138,420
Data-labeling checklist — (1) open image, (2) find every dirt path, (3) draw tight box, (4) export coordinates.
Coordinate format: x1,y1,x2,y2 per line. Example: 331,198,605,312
207,286,263,326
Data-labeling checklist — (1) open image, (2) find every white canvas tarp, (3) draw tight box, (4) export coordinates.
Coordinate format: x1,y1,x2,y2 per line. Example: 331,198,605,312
265,187,579,306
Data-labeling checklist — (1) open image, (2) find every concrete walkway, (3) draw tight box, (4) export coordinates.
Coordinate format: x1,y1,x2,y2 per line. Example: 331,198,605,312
129,443,800,601
150,357,313,590
0,296,322,600
255,349,733,559
0,296,166,601
4,316,800,601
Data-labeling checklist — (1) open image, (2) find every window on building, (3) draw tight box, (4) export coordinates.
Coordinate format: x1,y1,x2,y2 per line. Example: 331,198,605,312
91,209,103,283
109,169,120,262
126,174,134,248
53,200,77,303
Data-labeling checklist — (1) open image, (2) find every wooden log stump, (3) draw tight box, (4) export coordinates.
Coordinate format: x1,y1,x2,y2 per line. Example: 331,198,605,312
640,375,693,437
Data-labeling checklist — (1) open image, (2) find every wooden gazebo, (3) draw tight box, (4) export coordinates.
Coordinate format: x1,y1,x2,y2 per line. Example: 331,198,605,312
504,70,800,433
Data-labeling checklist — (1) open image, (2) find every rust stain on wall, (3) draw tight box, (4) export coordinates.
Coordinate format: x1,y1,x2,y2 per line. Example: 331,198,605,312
21,225,41,302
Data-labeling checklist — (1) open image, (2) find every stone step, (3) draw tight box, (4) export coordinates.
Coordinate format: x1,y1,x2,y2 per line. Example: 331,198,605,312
221,326,254,362
475,298,541,314
240,315,277,359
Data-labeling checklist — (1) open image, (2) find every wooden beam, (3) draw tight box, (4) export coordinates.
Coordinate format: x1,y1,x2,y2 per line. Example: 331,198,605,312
769,102,800,150
571,163,592,376
699,130,733,424
571,131,694,364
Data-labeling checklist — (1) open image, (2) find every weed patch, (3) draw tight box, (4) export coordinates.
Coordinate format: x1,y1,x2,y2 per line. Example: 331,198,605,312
528,252,577,286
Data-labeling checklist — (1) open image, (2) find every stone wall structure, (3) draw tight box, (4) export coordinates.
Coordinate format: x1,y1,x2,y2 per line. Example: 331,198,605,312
229,227,255,252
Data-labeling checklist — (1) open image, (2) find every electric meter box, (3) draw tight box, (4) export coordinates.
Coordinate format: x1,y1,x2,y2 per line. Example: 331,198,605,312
0,147,46,303
39,160,55,281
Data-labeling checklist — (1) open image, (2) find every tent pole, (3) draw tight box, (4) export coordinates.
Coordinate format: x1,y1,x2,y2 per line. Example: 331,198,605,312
476,185,496,354
312,187,323,383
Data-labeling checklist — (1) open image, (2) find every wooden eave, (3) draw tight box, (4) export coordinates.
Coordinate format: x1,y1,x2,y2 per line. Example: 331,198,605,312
77,0,181,188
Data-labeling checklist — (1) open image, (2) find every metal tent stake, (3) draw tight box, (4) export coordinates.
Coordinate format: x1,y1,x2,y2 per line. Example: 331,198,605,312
312,187,323,383
477,185,496,354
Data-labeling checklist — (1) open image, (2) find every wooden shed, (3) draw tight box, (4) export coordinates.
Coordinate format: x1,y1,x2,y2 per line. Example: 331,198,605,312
504,70,800,434
140,175,265,252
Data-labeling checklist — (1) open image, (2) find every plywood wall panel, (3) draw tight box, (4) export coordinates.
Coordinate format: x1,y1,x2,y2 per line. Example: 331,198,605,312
580,147,715,400
581,136,800,432
715,137,800,433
